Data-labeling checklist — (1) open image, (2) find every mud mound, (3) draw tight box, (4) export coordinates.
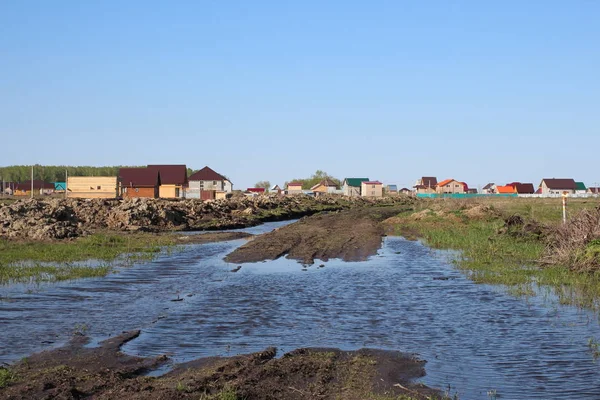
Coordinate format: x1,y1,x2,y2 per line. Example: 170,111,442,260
225,207,410,264
0,332,439,400
0,196,414,241
464,204,500,219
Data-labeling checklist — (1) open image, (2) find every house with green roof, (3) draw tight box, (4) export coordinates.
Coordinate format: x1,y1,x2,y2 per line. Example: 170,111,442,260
575,182,587,194
342,178,369,197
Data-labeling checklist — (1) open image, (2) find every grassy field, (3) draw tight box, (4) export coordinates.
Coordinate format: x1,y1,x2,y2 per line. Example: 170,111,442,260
0,233,177,284
388,197,600,311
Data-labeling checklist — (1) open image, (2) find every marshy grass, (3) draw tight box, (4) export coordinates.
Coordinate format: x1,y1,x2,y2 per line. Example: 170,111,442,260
390,198,600,312
0,233,178,284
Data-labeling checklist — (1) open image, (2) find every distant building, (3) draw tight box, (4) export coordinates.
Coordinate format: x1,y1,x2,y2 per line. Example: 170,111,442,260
13,180,55,196
119,168,160,198
539,178,577,195
482,183,496,194
310,179,338,196
414,177,437,194
188,166,232,200
436,179,466,194
147,165,188,198
506,182,535,194
575,182,587,194
286,181,304,194
54,182,66,192
386,185,398,195
342,178,369,197
588,187,600,195
247,188,266,194
67,177,118,199
361,181,383,198
399,187,412,195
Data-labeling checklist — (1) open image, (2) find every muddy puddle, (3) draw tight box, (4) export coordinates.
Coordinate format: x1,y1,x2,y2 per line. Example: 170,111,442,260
2,220,600,399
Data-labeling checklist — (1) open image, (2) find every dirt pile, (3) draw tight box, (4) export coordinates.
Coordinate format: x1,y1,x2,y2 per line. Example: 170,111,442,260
0,196,414,241
0,331,438,400
543,206,600,272
225,206,411,264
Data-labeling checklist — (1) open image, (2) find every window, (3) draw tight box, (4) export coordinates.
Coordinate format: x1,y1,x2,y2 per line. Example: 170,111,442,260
371,191,375,195
135,188,139,193
372,185,375,188
213,181,217,185
97,186,101,190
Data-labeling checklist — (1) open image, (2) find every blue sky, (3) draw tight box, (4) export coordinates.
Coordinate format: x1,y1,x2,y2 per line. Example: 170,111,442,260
1,1,599,190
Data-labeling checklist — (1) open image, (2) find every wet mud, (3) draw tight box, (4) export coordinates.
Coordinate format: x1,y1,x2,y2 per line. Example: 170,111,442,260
225,206,408,264
0,331,439,400
175,231,253,244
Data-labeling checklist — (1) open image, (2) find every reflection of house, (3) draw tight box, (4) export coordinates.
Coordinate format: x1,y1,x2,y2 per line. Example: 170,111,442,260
311,179,338,196
14,180,55,196
119,168,160,198
342,178,369,197
287,181,304,194
436,179,466,194
147,165,188,198
539,178,576,195
361,181,383,198
67,177,118,198
188,166,232,200
414,177,437,194
482,183,496,194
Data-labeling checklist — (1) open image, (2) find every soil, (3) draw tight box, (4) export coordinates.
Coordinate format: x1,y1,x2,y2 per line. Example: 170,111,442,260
225,206,411,264
175,231,253,244
0,332,439,400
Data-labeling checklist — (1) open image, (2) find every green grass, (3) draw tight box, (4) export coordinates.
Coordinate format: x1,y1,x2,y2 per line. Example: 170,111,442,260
0,233,177,284
390,201,600,312
0,367,16,388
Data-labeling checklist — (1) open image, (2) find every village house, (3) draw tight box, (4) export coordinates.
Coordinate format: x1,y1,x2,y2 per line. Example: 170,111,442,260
187,166,232,200
588,187,600,195
539,178,577,195
13,180,55,196
119,167,160,198
495,185,516,194
575,182,587,194
399,188,412,195
436,179,466,194
414,177,437,194
506,182,535,194
286,181,304,194
482,183,496,194
246,188,266,195
271,184,283,196
67,176,118,198
342,178,369,197
54,182,66,193
310,179,338,196
148,165,188,198
361,181,383,198
386,185,398,195
1,182,15,195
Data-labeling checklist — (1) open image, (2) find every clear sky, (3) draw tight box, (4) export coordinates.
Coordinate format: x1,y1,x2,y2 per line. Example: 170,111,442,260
1,1,599,190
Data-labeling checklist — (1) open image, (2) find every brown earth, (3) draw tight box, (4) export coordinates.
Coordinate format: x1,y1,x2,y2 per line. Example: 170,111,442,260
0,331,440,400
0,195,415,241
225,206,412,264
175,231,253,244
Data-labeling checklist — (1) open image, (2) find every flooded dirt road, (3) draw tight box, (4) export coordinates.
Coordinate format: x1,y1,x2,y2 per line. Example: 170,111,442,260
2,220,600,398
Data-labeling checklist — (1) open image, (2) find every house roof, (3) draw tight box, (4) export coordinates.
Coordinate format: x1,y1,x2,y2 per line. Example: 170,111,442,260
271,185,281,190
541,178,576,190
15,180,55,191
399,187,411,192
387,185,398,191
588,187,600,193
362,181,383,185
147,165,188,185
575,182,587,191
188,166,227,182
506,182,535,194
344,178,369,187
496,185,516,194
54,182,66,190
247,188,265,193
311,179,338,190
420,177,438,187
437,179,456,187
482,183,495,190
119,168,160,187
287,181,304,187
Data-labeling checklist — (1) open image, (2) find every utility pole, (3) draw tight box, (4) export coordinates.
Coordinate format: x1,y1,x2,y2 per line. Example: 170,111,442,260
31,166,34,199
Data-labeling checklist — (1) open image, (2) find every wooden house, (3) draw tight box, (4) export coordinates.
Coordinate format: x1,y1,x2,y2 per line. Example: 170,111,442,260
67,177,118,199
147,165,188,198
310,179,338,196
361,181,383,198
119,168,160,198
286,181,304,194
188,166,232,200
342,178,369,197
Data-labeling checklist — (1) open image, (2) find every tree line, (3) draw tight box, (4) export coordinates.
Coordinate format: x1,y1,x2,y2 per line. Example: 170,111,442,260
0,165,199,183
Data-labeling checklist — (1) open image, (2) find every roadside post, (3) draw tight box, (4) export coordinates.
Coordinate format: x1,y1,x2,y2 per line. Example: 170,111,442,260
562,191,568,224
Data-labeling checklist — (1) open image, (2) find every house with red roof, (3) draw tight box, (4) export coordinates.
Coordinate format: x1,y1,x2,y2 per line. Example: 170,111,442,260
286,181,304,194
147,165,188,198
119,167,161,198
13,180,55,196
539,178,577,195
187,166,233,199
414,177,437,194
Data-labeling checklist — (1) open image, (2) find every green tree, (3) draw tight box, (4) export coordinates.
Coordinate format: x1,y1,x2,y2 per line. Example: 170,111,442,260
254,181,271,190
